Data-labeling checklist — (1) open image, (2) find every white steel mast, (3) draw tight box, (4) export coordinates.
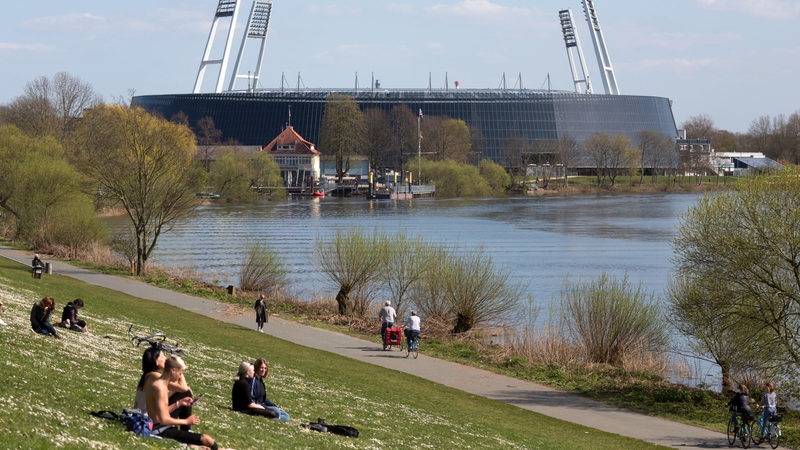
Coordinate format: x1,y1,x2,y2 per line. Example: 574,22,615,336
228,1,273,91
559,8,593,94
581,0,620,95
194,0,242,94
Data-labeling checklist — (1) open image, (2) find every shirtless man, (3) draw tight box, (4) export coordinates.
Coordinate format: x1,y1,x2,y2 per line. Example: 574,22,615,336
144,356,218,449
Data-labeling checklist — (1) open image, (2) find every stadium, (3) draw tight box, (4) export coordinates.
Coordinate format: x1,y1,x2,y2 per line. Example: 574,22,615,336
132,1,677,165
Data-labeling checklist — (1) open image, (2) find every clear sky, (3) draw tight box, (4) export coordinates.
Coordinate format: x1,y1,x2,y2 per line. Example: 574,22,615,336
1,0,798,133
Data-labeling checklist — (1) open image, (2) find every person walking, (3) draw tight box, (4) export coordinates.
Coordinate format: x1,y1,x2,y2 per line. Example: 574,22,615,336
378,300,396,350
254,294,267,332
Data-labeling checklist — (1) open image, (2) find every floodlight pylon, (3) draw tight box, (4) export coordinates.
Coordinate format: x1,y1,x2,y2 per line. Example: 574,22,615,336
228,1,273,91
581,0,620,95
559,9,593,94
193,0,242,94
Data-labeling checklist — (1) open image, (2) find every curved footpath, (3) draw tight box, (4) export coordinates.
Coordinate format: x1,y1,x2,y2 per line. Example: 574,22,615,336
1,247,731,449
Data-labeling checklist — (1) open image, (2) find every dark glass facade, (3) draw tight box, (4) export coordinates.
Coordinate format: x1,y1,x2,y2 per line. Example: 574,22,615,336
133,89,676,164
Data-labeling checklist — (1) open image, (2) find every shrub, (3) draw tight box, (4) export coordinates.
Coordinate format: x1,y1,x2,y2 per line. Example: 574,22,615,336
238,241,288,295
561,273,667,366
478,159,511,193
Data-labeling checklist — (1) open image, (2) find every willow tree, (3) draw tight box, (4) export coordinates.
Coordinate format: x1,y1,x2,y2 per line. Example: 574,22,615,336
318,94,366,182
76,104,202,275
672,167,800,388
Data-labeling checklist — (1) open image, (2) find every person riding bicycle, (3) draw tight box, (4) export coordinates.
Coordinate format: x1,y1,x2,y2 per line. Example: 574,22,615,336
378,300,396,348
758,381,778,436
403,310,421,348
728,383,755,426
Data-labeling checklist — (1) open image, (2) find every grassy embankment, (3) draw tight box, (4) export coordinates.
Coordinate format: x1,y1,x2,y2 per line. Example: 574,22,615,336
0,255,666,450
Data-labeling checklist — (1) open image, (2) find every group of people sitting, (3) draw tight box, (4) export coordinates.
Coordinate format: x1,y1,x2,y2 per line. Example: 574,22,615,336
30,296,89,339
133,345,290,449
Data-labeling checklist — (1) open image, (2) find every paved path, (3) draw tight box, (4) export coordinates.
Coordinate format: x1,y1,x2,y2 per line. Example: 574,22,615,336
1,247,732,449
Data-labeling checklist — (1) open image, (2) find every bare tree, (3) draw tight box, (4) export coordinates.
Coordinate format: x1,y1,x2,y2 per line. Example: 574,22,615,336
389,105,417,170
319,94,366,182
196,116,223,171
363,108,391,170
554,135,579,186
637,131,674,184
681,114,715,139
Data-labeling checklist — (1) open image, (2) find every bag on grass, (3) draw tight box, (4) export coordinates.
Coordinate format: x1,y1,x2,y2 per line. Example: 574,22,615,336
304,418,358,438
119,408,153,437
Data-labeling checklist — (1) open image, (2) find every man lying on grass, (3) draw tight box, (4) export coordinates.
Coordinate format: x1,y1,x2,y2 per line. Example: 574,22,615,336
144,355,219,449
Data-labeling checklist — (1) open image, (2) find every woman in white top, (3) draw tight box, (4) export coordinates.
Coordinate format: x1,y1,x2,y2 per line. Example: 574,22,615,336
758,381,778,434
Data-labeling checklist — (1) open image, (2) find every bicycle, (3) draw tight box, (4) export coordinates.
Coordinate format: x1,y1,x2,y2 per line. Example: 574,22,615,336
751,411,782,449
127,324,184,356
405,334,420,359
726,411,753,449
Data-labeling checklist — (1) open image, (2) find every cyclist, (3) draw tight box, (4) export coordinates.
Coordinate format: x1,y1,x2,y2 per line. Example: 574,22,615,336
378,301,396,348
403,310,421,349
727,383,755,430
758,381,777,436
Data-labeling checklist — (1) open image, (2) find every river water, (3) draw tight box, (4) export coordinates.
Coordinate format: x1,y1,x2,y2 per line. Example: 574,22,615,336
110,192,697,315
107,192,717,384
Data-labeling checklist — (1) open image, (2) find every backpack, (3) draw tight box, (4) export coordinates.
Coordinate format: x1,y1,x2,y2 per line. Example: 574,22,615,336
304,418,359,438
119,409,153,437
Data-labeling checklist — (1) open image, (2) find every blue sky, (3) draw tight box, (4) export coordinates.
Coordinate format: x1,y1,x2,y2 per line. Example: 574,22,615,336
1,0,798,133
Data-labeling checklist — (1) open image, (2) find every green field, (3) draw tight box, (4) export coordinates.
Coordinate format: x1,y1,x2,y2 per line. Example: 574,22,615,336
0,256,665,449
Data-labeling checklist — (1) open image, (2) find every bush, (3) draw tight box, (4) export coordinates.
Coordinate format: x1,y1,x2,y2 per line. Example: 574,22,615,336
561,273,667,366
411,158,493,198
478,159,511,193
238,241,288,294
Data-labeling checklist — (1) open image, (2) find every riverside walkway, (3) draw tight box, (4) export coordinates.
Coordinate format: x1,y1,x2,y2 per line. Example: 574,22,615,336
0,246,731,449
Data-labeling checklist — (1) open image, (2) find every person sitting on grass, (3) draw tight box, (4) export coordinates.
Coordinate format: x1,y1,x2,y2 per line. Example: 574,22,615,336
251,358,290,421
58,298,88,333
144,355,219,449
134,345,194,425
231,361,277,418
30,297,60,339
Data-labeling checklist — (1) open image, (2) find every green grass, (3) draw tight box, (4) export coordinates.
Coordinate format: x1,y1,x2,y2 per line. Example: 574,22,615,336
0,256,666,450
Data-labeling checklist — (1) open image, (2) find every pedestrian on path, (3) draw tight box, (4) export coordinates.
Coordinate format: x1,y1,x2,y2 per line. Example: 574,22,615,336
254,294,267,332
378,300,396,349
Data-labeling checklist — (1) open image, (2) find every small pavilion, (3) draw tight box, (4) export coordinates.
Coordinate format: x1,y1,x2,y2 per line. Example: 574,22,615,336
262,126,320,190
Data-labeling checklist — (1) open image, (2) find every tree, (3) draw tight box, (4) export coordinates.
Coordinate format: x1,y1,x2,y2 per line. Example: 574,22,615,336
318,94,366,182
195,116,223,172
210,148,255,201
637,131,674,184
681,114,715,139
239,241,288,294
672,167,800,385
389,105,417,170
75,104,203,275
478,159,511,194
383,232,437,317
422,117,472,164
363,108,391,170
0,125,90,243
1,72,99,146
554,135,580,186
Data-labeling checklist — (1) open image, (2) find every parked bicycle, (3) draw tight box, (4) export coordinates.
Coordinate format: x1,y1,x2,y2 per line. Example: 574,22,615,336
127,324,184,356
727,411,753,448
751,410,782,449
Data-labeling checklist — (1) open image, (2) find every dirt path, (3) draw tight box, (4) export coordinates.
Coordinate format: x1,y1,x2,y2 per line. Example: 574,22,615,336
1,247,733,449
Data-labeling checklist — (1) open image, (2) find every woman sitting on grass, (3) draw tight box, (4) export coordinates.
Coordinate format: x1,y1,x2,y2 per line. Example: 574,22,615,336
231,361,277,418
30,297,59,339
134,345,194,427
251,358,290,421
58,298,88,333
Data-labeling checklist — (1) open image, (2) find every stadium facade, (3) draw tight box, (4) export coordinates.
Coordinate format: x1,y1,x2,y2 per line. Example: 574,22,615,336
133,89,676,164
132,0,677,165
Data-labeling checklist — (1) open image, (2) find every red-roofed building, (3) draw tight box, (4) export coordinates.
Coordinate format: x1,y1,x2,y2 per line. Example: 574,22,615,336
262,126,320,189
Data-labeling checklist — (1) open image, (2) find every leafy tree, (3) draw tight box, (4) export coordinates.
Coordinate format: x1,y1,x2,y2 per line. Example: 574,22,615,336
422,117,472,163
210,149,257,201
0,125,89,241
316,228,388,316
672,167,800,384
668,272,776,393
363,108,391,170
75,104,203,275
250,152,285,199
478,159,511,194
318,94,366,182
411,158,492,198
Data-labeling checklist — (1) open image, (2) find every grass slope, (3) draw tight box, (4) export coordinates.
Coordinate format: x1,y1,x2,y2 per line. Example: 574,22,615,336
0,257,665,450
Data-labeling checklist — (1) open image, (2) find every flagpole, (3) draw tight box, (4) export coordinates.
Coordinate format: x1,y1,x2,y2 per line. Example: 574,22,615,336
417,109,422,186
